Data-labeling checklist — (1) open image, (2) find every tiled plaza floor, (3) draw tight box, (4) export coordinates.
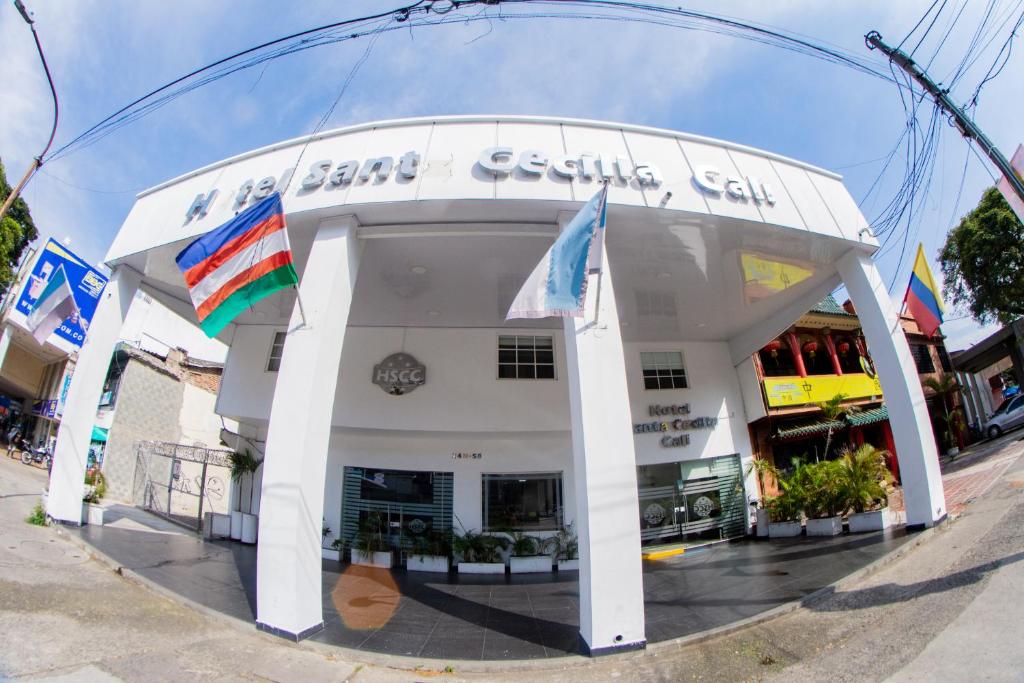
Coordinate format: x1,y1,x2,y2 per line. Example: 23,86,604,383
73,506,911,661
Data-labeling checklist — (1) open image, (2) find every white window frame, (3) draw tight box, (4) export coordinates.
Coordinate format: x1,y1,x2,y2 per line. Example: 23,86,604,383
266,331,287,372
496,334,557,380
640,350,688,390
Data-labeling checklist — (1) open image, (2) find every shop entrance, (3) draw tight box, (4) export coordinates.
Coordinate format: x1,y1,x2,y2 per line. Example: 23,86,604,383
341,466,453,559
636,453,747,546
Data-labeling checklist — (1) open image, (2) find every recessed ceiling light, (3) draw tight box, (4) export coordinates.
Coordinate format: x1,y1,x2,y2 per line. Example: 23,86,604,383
410,265,428,274
427,310,441,317
657,271,672,279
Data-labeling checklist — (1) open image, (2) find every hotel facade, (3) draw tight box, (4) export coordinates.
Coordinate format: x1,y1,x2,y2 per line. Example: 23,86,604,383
46,116,946,655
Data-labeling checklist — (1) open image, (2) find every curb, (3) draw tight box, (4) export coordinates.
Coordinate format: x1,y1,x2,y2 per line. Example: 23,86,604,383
52,521,943,674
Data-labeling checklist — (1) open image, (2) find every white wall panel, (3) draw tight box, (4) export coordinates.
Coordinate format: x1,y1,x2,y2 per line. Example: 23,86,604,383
726,148,807,231
494,122,573,201
417,122,496,200
770,162,844,240
343,124,432,205
561,125,645,207
678,140,765,222
623,132,708,214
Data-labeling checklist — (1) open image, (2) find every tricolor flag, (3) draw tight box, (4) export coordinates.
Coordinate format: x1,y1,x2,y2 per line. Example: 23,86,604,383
904,243,945,338
26,264,80,344
176,192,298,337
506,186,608,320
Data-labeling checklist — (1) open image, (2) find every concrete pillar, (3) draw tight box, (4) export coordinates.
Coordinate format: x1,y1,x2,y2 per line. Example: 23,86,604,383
48,266,141,523
837,250,945,528
255,216,360,640
562,258,646,656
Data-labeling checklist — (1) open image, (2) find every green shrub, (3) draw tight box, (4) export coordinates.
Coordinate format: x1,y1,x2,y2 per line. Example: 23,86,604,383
26,503,47,526
838,444,893,513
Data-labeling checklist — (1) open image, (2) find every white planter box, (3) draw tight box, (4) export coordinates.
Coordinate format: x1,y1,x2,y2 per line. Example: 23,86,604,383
230,510,243,540
458,561,506,574
557,559,579,571
240,513,258,544
756,508,770,538
510,555,553,573
353,550,393,568
407,554,449,573
321,548,341,561
204,512,231,539
806,516,843,536
848,508,891,533
768,520,803,538
81,503,105,526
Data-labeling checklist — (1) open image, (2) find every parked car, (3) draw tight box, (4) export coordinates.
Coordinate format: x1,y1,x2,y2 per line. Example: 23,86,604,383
984,395,1024,438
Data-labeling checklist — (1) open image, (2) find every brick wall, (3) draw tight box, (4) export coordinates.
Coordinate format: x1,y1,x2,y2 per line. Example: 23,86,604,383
101,359,184,502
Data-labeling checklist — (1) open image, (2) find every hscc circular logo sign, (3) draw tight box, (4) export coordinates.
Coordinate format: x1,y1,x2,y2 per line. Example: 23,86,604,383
372,353,426,395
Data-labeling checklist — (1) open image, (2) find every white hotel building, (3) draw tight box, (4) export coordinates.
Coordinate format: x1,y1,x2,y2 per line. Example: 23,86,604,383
47,116,946,655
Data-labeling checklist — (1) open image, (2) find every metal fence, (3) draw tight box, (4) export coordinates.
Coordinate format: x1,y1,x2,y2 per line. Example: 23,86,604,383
132,440,233,532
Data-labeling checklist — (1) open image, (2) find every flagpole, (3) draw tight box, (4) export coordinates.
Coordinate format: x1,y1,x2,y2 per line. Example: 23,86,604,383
591,182,610,326
293,285,308,328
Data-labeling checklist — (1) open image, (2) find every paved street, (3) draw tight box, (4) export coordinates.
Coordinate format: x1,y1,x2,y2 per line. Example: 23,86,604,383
1,436,1022,682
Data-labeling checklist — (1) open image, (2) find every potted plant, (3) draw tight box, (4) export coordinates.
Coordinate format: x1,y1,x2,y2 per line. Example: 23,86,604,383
840,444,894,532
924,376,964,456
352,512,392,568
765,462,805,537
321,520,340,561
745,457,779,538
407,530,451,573
802,460,847,536
453,528,508,574
81,469,107,526
227,449,261,541
543,522,580,571
505,530,551,573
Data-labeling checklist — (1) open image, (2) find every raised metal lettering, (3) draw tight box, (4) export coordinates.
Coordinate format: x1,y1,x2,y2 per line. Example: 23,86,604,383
479,147,516,175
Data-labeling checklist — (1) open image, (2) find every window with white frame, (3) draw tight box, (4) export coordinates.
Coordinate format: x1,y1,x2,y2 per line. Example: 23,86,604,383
641,351,688,389
498,335,555,379
266,331,286,372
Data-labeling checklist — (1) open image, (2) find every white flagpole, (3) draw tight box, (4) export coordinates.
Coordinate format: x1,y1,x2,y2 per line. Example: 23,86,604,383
591,182,609,325
293,285,308,328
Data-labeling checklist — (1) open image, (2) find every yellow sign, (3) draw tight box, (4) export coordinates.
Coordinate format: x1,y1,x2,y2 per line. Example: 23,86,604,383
741,252,814,302
763,373,883,408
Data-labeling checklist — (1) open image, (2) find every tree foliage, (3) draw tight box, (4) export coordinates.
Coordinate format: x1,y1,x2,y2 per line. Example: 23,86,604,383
0,158,39,294
940,187,1024,324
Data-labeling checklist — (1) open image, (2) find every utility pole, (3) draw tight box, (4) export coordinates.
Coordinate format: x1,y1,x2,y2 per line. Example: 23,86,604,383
0,0,59,223
866,30,1024,206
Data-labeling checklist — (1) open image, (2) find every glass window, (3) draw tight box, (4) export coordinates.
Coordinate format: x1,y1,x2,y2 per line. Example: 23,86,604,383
936,345,953,372
266,331,286,372
482,473,563,531
641,351,688,390
359,468,436,504
911,344,935,373
498,335,555,379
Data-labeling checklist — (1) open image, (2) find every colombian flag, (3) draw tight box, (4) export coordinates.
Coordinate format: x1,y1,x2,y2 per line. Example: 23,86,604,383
904,244,944,338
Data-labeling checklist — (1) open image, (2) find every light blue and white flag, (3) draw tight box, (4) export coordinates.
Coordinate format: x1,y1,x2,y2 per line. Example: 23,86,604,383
26,265,79,345
506,186,608,320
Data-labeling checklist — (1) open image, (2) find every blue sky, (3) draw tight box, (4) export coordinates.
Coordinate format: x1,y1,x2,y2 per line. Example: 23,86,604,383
2,0,1020,351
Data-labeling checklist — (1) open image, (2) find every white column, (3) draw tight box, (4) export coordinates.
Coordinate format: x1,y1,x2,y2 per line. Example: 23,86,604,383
957,371,980,427
255,216,360,640
971,372,994,417
562,259,646,655
837,250,946,527
48,266,141,523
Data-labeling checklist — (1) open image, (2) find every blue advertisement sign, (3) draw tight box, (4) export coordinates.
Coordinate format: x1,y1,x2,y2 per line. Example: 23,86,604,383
15,239,109,348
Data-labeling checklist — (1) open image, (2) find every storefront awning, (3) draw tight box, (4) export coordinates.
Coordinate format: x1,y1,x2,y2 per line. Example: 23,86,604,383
91,426,109,443
774,419,845,440
847,405,889,427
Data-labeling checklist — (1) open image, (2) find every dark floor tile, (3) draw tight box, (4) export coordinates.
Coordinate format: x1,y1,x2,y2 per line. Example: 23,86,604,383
481,635,549,660
358,630,430,656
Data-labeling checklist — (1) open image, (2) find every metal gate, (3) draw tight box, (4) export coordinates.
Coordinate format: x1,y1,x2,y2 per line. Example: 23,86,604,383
132,440,232,532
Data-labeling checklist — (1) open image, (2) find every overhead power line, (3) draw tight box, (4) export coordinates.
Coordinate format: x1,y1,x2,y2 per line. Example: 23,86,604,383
0,0,60,223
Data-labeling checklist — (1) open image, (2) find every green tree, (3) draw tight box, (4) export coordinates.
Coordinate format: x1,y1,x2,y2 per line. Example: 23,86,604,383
940,187,1024,324
0,158,39,294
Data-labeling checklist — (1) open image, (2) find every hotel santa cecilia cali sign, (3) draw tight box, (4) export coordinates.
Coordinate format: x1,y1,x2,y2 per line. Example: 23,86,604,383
372,352,426,396
184,146,780,221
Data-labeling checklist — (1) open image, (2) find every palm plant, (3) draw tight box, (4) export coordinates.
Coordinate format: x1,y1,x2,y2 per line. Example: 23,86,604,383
800,460,847,519
542,522,579,560
745,457,780,504
838,444,894,514
763,463,808,522
411,530,452,557
354,511,390,555
815,393,860,460
923,375,964,452
504,529,543,557
452,528,508,563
